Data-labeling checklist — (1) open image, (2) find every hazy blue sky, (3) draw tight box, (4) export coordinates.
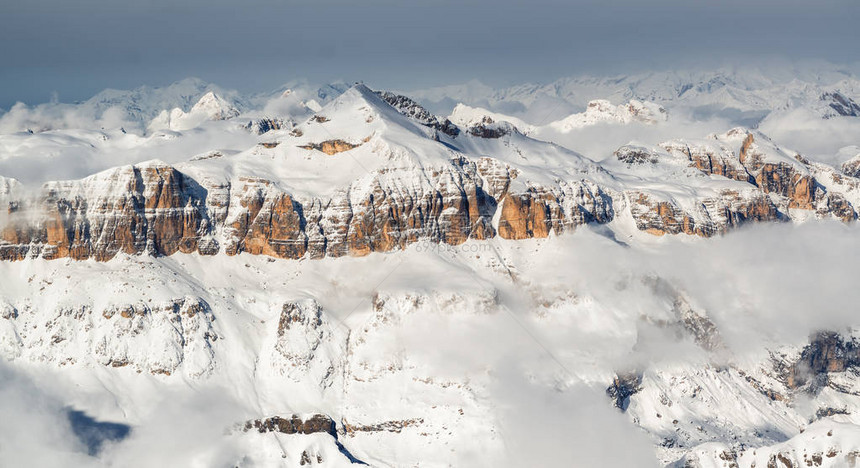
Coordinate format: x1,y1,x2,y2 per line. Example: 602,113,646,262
1,0,859,108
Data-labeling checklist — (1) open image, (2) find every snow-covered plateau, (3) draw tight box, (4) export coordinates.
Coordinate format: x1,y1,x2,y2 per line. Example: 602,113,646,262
1,67,860,467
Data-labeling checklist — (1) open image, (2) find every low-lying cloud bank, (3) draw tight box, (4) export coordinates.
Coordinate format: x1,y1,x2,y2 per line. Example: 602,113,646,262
0,361,247,468
759,109,860,166
520,221,860,360
0,363,97,467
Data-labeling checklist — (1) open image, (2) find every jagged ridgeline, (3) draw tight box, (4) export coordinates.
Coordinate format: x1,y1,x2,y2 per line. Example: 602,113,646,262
1,85,858,261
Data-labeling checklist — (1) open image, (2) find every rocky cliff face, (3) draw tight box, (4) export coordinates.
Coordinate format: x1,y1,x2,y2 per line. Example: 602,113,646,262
0,147,855,261
660,139,753,183
244,414,336,436
0,156,507,260
785,332,860,391
497,181,613,239
0,155,616,260
1,163,209,261
628,189,780,237
625,129,858,236
1,87,859,262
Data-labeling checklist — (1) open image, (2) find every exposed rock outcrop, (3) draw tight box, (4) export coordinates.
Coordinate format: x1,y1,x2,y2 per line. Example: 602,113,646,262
786,332,860,391
842,155,860,178
299,139,360,155
607,372,643,411
628,190,779,237
618,128,852,236
375,91,459,136
821,92,860,118
465,117,515,139
2,98,860,262
244,117,291,135
342,418,424,436
755,163,818,210
2,143,854,261
497,182,613,240
1,162,208,261
497,192,555,239
244,414,336,436
661,140,753,183
615,145,660,165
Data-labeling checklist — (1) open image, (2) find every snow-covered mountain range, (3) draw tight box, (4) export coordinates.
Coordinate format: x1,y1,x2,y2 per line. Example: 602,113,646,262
1,67,860,467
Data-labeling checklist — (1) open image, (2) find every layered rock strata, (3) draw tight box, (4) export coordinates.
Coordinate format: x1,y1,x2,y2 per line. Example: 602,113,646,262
1,110,858,262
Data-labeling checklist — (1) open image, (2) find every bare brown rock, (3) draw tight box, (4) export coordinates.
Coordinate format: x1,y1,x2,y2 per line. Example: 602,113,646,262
0,163,209,261
692,150,753,182
738,132,760,170
719,190,781,229
755,163,817,210
243,193,307,259
629,193,703,236
662,141,753,182
820,193,857,222
787,332,860,390
299,139,359,155
497,192,554,239
0,143,849,263
494,182,611,240
630,190,779,237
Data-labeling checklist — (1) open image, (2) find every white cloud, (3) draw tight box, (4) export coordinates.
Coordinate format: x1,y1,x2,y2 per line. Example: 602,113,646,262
520,221,860,359
491,365,659,468
99,387,246,468
0,363,98,467
758,109,860,166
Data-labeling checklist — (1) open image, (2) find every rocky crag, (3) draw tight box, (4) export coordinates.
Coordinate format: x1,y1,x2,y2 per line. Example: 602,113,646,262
1,85,858,262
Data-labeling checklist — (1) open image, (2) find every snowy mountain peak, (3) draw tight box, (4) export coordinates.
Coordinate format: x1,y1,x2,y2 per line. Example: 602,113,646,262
549,98,668,132
315,84,383,116
301,83,449,143
376,90,460,136
146,91,240,133
449,103,534,134
189,91,240,120
819,91,860,118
